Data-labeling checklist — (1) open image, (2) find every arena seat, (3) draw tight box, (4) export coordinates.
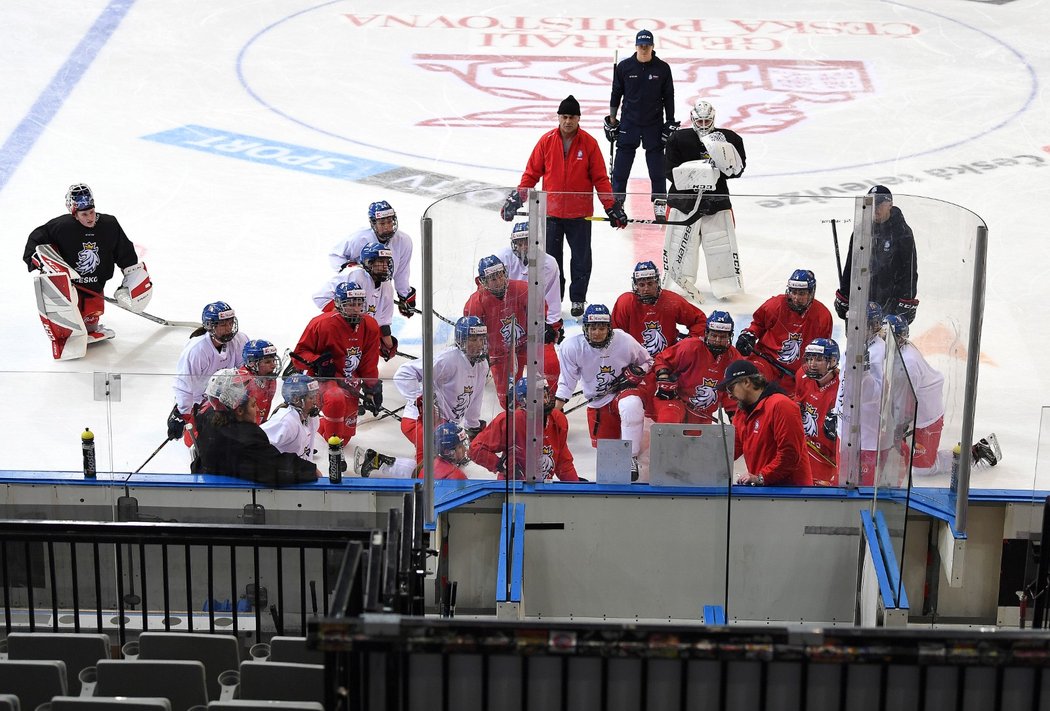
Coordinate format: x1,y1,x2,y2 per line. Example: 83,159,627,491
5,632,110,695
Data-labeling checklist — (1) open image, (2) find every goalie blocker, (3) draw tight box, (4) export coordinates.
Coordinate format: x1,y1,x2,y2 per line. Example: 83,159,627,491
32,245,154,359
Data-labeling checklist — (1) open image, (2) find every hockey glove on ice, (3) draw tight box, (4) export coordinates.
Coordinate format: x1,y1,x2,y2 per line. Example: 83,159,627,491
500,189,525,222
361,382,384,417
735,330,758,356
465,420,487,441
661,120,680,146
895,298,919,324
166,405,186,441
654,373,679,400
380,335,399,362
544,321,562,344
397,287,417,318
606,201,629,229
603,116,619,143
823,412,838,441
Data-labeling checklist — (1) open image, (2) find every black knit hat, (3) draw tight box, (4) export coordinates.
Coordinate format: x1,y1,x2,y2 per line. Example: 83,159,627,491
557,95,581,116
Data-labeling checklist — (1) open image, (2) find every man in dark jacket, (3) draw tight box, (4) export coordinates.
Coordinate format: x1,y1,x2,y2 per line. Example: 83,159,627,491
834,185,919,324
192,369,320,486
605,29,676,202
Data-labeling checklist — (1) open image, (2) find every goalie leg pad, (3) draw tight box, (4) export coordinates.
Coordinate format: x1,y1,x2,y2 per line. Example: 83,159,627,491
662,208,704,303
699,209,744,299
115,262,154,313
34,272,87,360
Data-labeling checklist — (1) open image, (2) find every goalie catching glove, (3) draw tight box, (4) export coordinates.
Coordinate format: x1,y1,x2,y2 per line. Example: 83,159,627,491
113,262,154,313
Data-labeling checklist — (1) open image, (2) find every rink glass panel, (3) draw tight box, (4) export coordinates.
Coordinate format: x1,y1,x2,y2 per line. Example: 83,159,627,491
871,335,918,608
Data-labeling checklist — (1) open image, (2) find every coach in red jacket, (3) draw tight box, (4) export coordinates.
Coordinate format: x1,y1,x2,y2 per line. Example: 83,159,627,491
718,359,812,486
501,95,629,318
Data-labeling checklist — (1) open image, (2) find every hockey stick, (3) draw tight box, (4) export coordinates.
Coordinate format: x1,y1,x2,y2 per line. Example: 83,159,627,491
754,351,796,380
608,49,618,177
406,306,457,327
822,218,847,285
132,436,175,474
586,184,708,227
100,295,200,328
396,350,419,361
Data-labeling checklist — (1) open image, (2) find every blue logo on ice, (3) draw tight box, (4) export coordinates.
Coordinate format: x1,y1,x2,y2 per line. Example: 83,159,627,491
142,125,396,181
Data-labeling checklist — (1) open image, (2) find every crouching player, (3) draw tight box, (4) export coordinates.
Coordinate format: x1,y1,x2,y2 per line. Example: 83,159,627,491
651,310,739,424
354,423,470,480
470,378,579,481
555,304,653,479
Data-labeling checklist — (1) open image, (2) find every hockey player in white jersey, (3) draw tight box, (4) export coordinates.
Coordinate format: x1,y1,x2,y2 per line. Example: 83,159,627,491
662,100,747,301
170,301,250,446
555,304,653,478
261,374,321,464
394,316,490,464
313,242,398,360
327,201,417,318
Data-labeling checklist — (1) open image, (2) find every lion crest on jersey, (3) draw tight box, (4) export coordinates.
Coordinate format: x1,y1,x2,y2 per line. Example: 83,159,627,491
367,303,377,316
640,320,667,355
801,401,818,437
540,444,555,481
452,386,474,420
595,365,616,394
778,332,804,364
342,346,362,378
687,378,718,413
76,242,100,275
500,316,525,347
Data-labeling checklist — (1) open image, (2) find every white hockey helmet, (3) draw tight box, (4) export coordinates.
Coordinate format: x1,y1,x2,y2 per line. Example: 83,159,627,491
205,368,251,411
690,101,716,136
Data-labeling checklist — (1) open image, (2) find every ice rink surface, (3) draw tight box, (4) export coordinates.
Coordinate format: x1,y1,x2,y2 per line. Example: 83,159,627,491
1,0,1048,491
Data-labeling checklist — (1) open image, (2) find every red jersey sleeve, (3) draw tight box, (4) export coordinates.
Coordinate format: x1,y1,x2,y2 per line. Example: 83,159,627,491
468,412,509,473
549,411,579,481
356,317,381,381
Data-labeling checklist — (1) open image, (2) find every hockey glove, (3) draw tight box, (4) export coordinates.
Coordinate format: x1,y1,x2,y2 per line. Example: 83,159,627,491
397,287,418,318
661,120,680,146
500,189,525,222
544,321,561,344
312,352,336,378
167,405,187,441
603,115,619,143
895,297,919,324
361,381,383,417
833,290,849,321
380,335,399,362
465,420,487,441
823,412,838,441
611,364,647,392
735,330,758,356
654,373,679,400
606,201,629,229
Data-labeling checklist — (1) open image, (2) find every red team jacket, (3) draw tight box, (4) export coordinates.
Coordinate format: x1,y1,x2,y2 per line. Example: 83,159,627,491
742,295,832,392
517,128,616,218
612,291,707,357
469,409,578,482
293,311,381,384
732,387,813,486
429,458,467,481
463,280,532,363
653,339,741,422
794,370,841,486
236,365,277,425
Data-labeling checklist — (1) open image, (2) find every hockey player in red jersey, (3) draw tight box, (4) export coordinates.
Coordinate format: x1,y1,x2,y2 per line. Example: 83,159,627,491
23,183,154,359
612,261,706,356
314,242,399,360
354,422,470,480
470,378,579,482
794,338,841,486
238,339,280,425
292,281,382,446
651,310,740,424
735,269,832,397
463,255,556,407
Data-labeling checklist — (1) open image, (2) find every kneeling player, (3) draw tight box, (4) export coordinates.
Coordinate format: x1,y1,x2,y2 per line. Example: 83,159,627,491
651,310,740,424
470,378,579,482
261,374,321,461
292,281,382,447
794,338,841,486
555,304,653,478
24,183,154,359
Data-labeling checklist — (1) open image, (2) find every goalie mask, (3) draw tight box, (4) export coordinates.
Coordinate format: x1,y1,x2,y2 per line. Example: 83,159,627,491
631,261,661,304
690,101,716,136
803,338,840,381
582,304,612,349
704,310,734,355
785,269,816,314
454,316,488,365
368,200,398,243
65,183,94,213
202,301,239,344
477,255,509,299
334,281,367,324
